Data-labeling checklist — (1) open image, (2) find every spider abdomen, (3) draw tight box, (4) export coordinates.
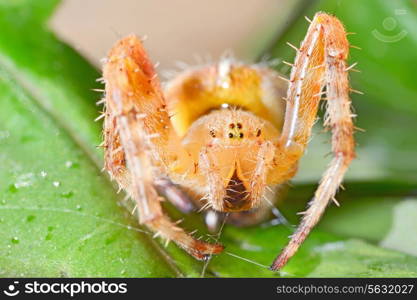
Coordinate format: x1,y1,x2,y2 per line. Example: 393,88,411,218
164,61,287,138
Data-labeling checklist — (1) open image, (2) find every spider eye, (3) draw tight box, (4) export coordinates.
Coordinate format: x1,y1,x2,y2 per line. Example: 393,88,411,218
239,133,244,138
228,133,234,138
209,130,216,138
256,129,261,137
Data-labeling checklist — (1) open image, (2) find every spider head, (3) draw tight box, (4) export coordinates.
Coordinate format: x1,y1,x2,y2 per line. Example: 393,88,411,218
182,108,279,212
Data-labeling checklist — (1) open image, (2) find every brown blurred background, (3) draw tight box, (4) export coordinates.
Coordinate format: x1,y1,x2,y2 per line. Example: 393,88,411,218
50,0,300,70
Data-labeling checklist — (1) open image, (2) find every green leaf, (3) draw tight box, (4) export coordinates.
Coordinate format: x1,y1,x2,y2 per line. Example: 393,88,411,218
0,0,180,277
1,0,416,277
204,182,417,277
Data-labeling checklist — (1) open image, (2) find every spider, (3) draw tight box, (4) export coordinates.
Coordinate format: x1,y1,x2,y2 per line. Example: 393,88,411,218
100,12,357,271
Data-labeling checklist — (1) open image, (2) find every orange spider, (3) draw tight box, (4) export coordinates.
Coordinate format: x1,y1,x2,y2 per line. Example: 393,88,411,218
100,12,356,271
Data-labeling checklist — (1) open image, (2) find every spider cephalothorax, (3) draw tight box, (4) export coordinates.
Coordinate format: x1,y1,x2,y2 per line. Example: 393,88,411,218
101,12,356,270
180,108,280,212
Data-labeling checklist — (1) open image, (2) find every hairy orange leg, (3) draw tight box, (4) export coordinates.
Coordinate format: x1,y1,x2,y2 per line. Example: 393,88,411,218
269,12,355,270
154,178,195,213
103,35,223,260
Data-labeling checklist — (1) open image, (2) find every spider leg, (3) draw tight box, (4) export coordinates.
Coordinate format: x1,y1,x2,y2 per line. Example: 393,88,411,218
269,12,355,270
103,35,223,260
154,177,195,213
204,210,224,233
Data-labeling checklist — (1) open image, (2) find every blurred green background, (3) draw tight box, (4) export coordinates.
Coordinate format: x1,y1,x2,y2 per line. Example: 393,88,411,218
0,0,416,277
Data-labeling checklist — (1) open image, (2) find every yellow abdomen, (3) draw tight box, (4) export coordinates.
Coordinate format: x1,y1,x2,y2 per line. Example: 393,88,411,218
164,60,287,137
